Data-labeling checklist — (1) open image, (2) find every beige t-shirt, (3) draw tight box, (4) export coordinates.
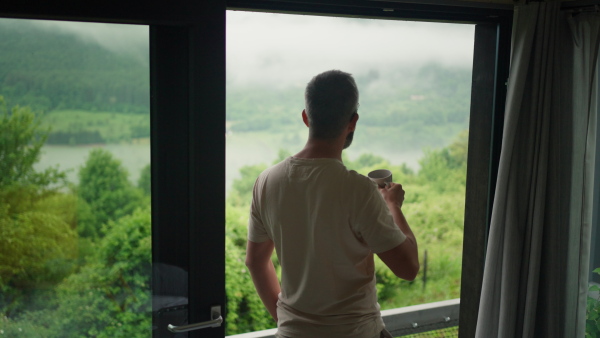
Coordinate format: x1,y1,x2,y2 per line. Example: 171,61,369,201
248,157,406,338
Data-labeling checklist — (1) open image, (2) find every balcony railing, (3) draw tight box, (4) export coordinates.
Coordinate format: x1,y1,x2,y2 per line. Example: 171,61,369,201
226,298,460,338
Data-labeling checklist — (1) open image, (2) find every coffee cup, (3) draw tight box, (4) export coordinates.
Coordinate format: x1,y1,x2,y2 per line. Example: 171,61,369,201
367,169,392,188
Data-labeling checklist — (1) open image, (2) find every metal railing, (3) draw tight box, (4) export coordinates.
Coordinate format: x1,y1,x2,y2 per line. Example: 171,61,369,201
226,298,460,338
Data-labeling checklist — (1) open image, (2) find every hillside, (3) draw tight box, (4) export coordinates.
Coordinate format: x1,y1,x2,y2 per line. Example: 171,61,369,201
0,19,149,114
0,18,472,150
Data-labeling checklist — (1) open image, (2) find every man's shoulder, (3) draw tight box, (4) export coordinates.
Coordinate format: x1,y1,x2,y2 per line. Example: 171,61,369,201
345,168,375,188
255,157,289,183
261,157,289,175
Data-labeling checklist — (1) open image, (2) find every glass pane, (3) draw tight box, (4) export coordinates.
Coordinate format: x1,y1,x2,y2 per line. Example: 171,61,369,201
0,19,151,336
225,11,473,336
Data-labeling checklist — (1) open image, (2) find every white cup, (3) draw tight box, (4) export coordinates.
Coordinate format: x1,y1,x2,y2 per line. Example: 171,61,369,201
367,169,392,188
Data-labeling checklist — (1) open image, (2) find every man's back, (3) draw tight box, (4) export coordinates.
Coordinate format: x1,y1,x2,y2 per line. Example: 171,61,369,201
249,157,405,337
245,70,418,338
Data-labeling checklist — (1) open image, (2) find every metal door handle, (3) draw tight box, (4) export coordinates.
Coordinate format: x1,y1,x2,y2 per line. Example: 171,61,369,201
168,305,223,333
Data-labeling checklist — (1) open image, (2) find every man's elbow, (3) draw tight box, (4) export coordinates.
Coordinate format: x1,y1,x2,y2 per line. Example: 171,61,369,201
245,256,270,273
379,241,420,281
245,257,258,271
388,257,419,280
400,260,420,281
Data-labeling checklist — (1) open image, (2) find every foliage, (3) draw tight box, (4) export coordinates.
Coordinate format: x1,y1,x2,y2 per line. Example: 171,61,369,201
587,268,600,338
1,207,151,337
0,98,153,336
56,207,150,337
225,234,275,333
0,20,149,114
43,110,150,145
138,164,151,196
78,148,144,237
0,98,75,319
0,186,78,316
0,96,65,189
417,129,468,194
227,163,268,208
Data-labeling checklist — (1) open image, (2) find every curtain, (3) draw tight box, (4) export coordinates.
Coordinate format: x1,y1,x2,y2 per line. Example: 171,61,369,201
475,2,600,337
565,10,600,337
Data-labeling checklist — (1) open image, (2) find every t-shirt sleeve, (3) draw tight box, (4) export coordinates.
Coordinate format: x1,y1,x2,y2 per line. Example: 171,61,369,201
353,182,406,254
247,176,271,243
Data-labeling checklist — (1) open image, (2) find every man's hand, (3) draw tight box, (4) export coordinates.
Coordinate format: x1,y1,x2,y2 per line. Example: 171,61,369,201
378,182,405,208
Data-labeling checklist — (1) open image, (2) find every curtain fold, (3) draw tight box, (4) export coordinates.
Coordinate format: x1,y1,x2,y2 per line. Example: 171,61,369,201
475,3,600,337
565,12,600,337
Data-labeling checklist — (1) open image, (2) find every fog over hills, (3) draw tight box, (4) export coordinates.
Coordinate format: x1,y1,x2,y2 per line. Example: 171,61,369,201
0,19,149,113
1,12,475,88
1,14,475,192
226,11,475,88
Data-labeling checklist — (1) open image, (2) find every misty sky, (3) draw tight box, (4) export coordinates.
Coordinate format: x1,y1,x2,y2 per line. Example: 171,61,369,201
13,11,475,89
226,11,475,88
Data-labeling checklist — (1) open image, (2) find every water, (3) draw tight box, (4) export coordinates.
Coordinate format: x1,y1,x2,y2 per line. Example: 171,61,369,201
35,133,423,195
35,143,150,186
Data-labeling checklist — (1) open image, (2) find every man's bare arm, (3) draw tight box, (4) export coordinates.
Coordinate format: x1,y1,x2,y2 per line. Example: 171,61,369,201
377,183,420,281
245,239,280,322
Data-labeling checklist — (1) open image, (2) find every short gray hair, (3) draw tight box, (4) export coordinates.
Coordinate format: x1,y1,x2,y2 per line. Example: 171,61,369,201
305,70,359,139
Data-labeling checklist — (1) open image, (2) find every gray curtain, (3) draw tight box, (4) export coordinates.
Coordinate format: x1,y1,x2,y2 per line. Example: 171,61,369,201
475,2,600,337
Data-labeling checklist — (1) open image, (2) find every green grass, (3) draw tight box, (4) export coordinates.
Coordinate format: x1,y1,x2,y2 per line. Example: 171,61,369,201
376,250,462,310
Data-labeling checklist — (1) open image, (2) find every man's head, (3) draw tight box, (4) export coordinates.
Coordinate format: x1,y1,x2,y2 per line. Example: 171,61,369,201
304,70,359,146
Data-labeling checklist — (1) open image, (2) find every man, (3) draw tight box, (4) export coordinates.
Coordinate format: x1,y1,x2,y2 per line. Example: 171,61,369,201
246,70,419,338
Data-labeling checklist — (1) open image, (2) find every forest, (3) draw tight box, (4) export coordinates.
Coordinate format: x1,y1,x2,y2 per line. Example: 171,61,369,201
0,18,470,336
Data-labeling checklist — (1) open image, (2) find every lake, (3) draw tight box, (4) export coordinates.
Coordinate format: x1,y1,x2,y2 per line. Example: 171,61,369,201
35,131,424,195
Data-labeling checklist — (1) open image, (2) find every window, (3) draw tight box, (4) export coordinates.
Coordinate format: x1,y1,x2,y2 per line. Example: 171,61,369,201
225,10,474,336
0,18,151,336
0,2,512,337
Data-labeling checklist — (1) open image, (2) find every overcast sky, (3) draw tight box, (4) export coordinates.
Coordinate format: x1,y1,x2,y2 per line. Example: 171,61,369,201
9,11,475,88
226,11,475,87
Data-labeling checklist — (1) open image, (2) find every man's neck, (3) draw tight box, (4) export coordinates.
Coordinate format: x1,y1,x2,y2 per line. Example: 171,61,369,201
294,138,344,161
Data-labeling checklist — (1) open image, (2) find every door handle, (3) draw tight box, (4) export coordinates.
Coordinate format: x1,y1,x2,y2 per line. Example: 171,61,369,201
167,305,223,333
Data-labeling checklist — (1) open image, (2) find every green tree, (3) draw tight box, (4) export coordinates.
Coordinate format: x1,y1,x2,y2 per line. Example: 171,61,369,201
77,148,143,237
417,130,468,194
21,207,152,337
0,187,78,305
138,163,151,196
227,163,268,208
0,96,65,189
225,235,275,334
0,98,75,319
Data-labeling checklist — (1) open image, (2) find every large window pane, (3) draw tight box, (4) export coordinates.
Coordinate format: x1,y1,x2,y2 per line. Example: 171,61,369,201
225,11,474,336
0,19,151,336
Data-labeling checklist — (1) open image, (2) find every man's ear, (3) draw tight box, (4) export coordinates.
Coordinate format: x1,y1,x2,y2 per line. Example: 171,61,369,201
348,113,359,132
302,109,310,127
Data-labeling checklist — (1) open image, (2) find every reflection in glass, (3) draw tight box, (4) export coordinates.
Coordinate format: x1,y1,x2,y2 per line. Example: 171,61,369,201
225,11,474,335
0,19,151,336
